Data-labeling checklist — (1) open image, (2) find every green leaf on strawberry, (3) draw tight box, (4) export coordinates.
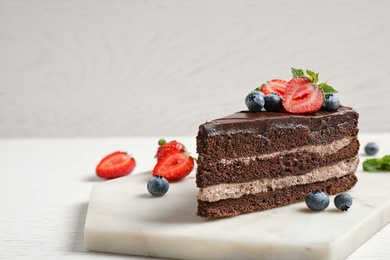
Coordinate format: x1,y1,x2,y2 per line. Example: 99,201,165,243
319,82,338,95
306,70,319,83
292,68,305,78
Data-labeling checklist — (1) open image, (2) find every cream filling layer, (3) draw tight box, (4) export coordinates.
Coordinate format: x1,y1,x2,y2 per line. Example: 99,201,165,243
197,155,359,202
219,137,353,165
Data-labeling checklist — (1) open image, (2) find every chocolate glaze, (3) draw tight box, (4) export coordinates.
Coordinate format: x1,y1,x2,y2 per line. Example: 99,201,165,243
198,106,358,137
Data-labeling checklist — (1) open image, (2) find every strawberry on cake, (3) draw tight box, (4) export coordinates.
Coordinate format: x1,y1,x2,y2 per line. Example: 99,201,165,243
196,68,359,218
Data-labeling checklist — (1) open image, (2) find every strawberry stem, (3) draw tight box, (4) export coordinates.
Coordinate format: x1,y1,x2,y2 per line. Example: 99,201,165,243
158,139,166,146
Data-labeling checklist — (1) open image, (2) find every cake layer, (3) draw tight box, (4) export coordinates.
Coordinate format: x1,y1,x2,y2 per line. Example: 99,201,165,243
197,173,358,218
196,106,360,218
197,136,359,187
197,107,359,161
198,156,359,203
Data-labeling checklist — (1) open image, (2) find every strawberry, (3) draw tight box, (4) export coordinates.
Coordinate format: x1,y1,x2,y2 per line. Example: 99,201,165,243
153,151,195,181
156,139,186,161
96,151,136,179
282,77,323,114
282,68,338,114
259,79,288,97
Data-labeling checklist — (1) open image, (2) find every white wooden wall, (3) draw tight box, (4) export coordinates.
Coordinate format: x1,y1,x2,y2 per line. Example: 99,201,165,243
1,0,389,138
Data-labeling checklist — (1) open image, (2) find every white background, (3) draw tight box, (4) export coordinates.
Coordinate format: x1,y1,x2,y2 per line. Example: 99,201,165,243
1,0,390,138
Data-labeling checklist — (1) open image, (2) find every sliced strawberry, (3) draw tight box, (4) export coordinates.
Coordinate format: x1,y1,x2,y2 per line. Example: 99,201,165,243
260,79,288,97
153,151,194,181
96,151,136,179
156,139,186,161
282,77,323,114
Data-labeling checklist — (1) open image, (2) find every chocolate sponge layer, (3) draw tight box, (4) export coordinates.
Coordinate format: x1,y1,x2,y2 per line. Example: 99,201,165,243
197,137,359,187
197,173,358,218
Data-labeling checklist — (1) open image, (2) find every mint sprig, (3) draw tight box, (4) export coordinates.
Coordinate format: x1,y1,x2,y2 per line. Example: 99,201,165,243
363,155,390,172
291,67,338,104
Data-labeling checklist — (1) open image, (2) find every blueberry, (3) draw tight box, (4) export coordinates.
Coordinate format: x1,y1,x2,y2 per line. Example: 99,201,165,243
245,91,265,112
322,94,340,111
305,190,330,211
264,93,282,112
147,175,169,196
364,142,379,156
334,193,353,211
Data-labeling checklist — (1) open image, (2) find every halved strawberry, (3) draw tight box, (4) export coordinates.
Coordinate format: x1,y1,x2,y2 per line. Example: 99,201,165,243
156,139,186,161
282,77,323,114
260,79,288,97
153,151,194,181
96,151,136,179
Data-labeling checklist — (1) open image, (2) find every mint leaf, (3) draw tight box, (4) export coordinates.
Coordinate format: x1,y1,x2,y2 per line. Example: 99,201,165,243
306,70,319,83
363,155,390,172
319,82,338,94
382,155,390,171
291,68,305,78
363,158,383,172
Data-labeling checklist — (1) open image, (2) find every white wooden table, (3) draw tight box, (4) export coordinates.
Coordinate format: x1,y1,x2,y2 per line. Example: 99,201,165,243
1,133,390,259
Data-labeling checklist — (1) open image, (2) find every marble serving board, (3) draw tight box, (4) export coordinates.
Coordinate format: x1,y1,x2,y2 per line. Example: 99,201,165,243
84,167,390,260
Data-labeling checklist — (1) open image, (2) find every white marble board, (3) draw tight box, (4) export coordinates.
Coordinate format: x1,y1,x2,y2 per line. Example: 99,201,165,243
84,160,390,260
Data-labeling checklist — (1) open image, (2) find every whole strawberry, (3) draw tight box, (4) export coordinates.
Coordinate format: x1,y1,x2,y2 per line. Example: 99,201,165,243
96,151,136,179
282,68,338,114
156,139,186,161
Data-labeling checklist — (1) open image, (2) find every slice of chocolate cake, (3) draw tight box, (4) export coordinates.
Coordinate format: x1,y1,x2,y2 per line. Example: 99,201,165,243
196,106,359,218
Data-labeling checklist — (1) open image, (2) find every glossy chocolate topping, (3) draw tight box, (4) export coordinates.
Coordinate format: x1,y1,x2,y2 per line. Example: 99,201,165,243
198,106,358,137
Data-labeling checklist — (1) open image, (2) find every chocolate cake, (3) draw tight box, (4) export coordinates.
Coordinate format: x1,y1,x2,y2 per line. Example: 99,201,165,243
196,106,359,218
